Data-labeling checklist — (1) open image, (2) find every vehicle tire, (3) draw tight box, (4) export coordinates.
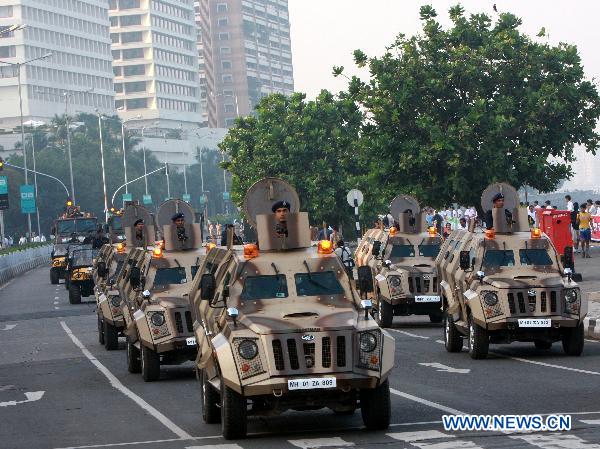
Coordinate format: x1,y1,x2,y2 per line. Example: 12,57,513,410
333,409,356,415
377,298,393,328
360,379,391,430
429,310,443,323
98,317,105,345
126,339,141,373
141,345,160,381
221,380,247,439
562,323,584,356
534,340,552,350
201,369,221,424
69,285,81,304
444,310,463,353
468,314,489,359
103,321,119,351
50,268,59,285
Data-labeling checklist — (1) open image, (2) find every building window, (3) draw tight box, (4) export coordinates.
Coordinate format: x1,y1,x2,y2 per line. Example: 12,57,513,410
124,64,145,76
113,66,123,76
223,89,233,96
217,18,228,27
114,83,123,93
115,99,124,109
125,81,146,92
0,5,13,17
119,0,140,9
220,47,231,54
122,48,144,59
218,32,229,41
224,104,235,113
225,118,235,126
121,15,142,26
0,45,16,58
121,31,143,43
222,60,232,69
222,74,233,83
216,3,228,12
126,98,147,109
109,16,118,26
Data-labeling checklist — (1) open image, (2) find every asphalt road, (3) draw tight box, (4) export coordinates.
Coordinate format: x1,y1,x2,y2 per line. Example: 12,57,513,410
2,267,600,449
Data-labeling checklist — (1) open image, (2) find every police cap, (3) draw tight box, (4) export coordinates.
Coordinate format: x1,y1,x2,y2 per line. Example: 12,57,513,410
133,219,144,226
492,192,505,203
271,200,291,212
171,212,185,222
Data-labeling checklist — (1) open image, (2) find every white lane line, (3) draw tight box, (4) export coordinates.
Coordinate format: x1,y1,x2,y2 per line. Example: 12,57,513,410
60,321,193,440
54,435,222,449
0,385,15,391
390,388,467,415
585,339,600,343
497,355,600,376
581,419,600,425
186,446,243,449
389,329,430,339
387,430,452,442
1,324,17,331
288,437,354,448
436,340,445,344
414,441,483,449
389,420,443,427
55,306,60,310
54,301,59,305
510,433,600,448
0,279,14,290
54,296,60,300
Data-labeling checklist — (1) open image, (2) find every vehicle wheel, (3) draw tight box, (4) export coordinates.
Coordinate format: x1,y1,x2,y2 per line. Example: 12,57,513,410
141,345,160,381
98,317,105,345
50,268,59,285
333,409,356,415
360,379,391,430
377,299,393,328
126,339,141,373
468,314,489,359
201,369,221,424
103,321,119,351
221,380,247,439
69,285,81,304
562,324,584,356
444,310,463,353
534,340,552,350
429,310,443,323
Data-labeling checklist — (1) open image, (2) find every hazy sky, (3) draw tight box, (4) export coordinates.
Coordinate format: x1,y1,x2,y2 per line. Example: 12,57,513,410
288,0,600,99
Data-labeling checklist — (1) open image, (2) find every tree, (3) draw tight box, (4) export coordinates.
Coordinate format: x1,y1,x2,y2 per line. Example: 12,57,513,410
340,5,600,209
219,91,363,228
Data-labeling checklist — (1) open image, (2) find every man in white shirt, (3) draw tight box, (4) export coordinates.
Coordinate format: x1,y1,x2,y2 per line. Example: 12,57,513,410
545,200,552,209
334,240,355,279
565,195,574,212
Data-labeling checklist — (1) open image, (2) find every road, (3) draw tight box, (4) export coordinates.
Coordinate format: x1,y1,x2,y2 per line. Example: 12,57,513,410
1,267,600,449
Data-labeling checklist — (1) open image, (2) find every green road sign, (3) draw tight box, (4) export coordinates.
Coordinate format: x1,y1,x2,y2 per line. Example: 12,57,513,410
20,184,36,214
0,176,8,210
199,194,207,206
122,193,132,202
183,193,191,203
223,191,230,201
142,194,152,205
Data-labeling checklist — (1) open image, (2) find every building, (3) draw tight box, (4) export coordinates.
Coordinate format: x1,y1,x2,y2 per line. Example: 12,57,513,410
560,146,600,194
198,0,294,128
0,0,115,130
194,0,208,126
109,0,202,130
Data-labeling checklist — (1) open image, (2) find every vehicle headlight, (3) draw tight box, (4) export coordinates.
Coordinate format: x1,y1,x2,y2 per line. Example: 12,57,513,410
150,312,165,327
565,289,578,304
359,332,377,352
110,296,120,307
483,291,498,306
238,340,258,360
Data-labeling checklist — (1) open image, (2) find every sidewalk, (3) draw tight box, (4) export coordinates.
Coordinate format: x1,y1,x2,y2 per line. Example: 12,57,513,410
576,244,600,340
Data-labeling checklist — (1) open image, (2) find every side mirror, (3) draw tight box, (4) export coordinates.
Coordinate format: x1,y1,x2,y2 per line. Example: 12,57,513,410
357,266,374,293
200,273,216,300
476,270,485,283
459,251,470,270
371,241,381,257
563,246,574,270
563,267,573,283
142,290,151,299
227,307,239,326
361,299,373,320
129,266,141,289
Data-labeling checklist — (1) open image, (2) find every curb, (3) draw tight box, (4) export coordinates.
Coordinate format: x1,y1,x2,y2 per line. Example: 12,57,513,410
584,316,600,340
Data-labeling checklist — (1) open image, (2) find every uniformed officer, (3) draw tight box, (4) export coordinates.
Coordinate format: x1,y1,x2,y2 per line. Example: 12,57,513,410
272,200,290,238
172,212,188,242
485,193,513,230
133,219,146,246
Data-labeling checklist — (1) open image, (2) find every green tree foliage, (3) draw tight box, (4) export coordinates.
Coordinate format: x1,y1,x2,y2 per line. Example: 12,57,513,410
219,91,362,228
340,5,600,209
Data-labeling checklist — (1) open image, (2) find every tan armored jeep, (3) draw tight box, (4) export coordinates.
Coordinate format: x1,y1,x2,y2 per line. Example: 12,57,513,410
437,183,586,359
356,195,443,327
118,200,204,381
190,178,395,440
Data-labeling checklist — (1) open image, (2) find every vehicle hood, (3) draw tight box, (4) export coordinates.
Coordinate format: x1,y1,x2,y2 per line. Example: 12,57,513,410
482,273,567,289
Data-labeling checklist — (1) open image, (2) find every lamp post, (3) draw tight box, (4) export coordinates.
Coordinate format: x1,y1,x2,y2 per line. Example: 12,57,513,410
139,120,160,196
97,112,109,222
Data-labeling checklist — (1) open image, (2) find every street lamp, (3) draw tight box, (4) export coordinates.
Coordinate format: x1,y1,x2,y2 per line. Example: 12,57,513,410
96,111,109,222
140,120,160,196
117,114,143,194
0,24,26,36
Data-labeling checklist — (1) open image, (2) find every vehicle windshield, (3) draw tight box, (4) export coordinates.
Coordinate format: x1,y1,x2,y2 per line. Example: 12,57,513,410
69,244,90,257
418,244,440,258
519,249,553,266
295,271,344,296
72,249,98,267
54,246,68,256
57,218,97,235
110,216,123,232
482,250,515,268
153,267,187,286
241,275,288,300
389,244,415,258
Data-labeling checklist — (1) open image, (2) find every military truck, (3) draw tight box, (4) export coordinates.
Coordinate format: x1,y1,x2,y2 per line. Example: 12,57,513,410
437,183,587,359
118,200,203,381
66,245,98,304
189,178,395,439
356,195,443,327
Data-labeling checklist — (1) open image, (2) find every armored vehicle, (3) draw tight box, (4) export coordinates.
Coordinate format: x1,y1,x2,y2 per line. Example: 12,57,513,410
437,183,586,359
190,178,394,440
356,195,443,327
118,200,203,381
66,245,98,304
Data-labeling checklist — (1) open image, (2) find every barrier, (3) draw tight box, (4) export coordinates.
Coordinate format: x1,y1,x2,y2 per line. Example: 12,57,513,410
592,216,600,242
0,244,52,285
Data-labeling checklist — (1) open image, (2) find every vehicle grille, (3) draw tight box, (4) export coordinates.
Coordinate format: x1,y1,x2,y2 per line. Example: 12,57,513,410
508,293,516,314
551,291,557,313
322,337,331,368
174,312,184,333
269,334,348,373
540,292,547,313
287,339,299,370
185,311,193,332
272,340,285,370
506,290,561,316
517,292,526,314
408,275,435,294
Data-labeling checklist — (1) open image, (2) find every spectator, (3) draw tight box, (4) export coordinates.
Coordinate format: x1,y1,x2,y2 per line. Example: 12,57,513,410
565,195,573,212
317,223,332,241
545,200,552,209
425,208,434,226
443,223,452,239
588,199,597,216
458,217,468,230
571,203,581,254
334,239,355,279
431,210,444,235
594,201,600,216
533,200,542,209
577,203,592,258
527,204,536,228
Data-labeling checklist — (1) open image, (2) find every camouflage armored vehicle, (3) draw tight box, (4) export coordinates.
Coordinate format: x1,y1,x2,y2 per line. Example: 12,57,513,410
437,183,587,359
189,178,395,439
118,200,203,381
356,195,443,327
66,245,99,304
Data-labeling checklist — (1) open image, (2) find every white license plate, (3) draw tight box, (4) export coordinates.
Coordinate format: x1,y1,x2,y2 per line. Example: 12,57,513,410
288,377,336,391
518,318,551,328
415,295,441,303
186,337,197,346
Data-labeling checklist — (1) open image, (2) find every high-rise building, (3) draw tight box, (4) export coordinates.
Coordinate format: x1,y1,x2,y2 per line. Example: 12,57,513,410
0,0,114,129
194,0,208,126
109,0,202,130
199,0,294,128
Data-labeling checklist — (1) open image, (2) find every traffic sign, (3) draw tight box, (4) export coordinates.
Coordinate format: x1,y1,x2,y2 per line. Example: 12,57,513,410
20,184,36,214
122,193,132,202
142,194,152,205
346,189,364,207
199,194,207,206
183,193,191,203
0,176,8,210
223,191,230,201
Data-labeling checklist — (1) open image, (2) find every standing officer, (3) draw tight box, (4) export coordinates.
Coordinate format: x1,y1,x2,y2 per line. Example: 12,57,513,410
485,193,513,230
172,213,188,242
272,200,290,238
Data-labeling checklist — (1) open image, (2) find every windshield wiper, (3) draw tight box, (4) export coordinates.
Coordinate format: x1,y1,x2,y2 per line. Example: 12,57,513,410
303,260,330,291
271,262,286,296
522,241,533,265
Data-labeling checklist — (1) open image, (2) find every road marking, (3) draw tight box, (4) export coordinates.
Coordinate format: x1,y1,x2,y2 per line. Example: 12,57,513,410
414,441,483,449
54,435,222,449
54,301,59,305
55,306,60,310
419,362,470,374
389,329,430,339
510,433,600,448
389,420,443,427
390,388,467,415
387,430,451,442
585,339,600,343
55,296,60,300
436,340,445,344
0,385,15,391
186,446,243,449
0,391,44,407
580,419,600,425
497,355,600,376
288,437,354,448
1,324,17,331
60,321,193,440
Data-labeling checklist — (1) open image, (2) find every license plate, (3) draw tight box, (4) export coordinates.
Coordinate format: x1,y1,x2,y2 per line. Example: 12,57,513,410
186,337,197,346
288,377,336,390
518,318,551,328
415,295,440,303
